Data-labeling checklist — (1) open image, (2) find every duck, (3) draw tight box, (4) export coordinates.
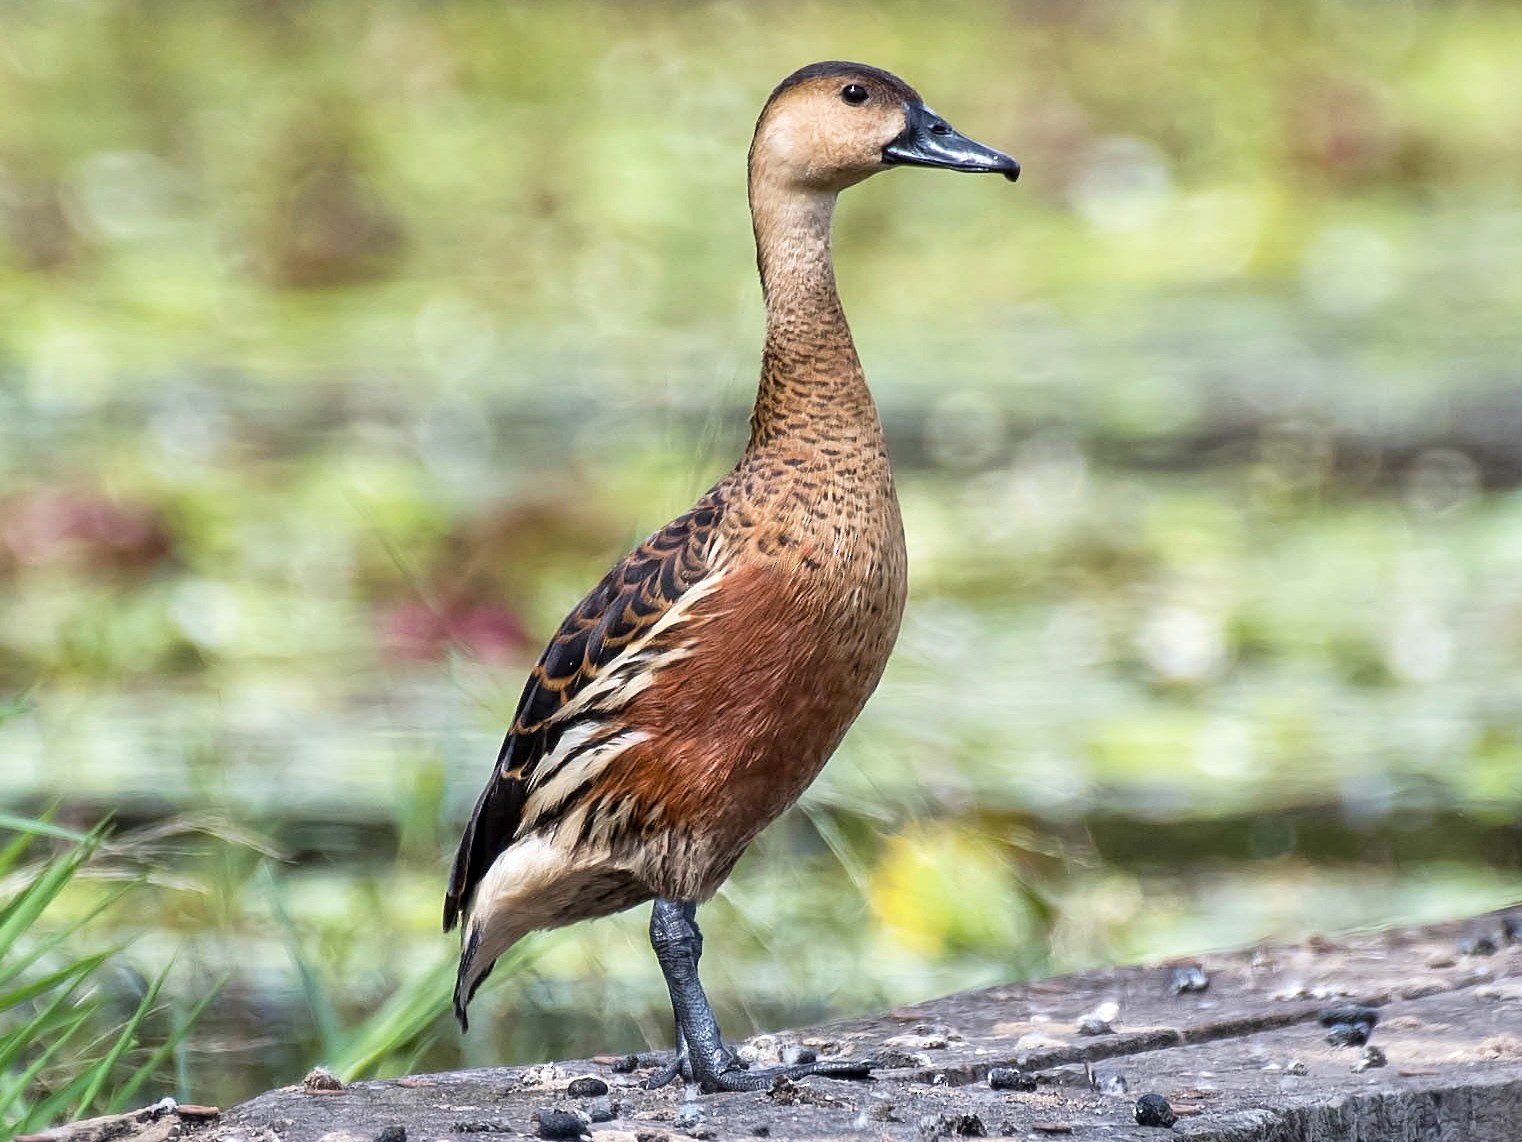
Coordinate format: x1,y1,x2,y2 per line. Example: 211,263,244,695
444,60,1018,1094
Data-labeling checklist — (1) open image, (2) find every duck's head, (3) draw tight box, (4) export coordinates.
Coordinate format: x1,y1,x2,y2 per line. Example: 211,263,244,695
750,61,1019,195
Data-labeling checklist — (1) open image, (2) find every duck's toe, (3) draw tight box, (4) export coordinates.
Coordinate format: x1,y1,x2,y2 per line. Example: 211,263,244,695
640,1050,691,1090
693,1055,873,1094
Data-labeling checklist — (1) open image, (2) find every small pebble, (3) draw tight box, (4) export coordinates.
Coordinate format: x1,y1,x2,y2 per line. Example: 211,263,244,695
1320,1004,1379,1048
586,1096,614,1123
1330,1005,1378,1029
1134,1093,1177,1128
738,1035,777,1066
780,1044,817,1066
867,1100,901,1122
673,1103,704,1130
375,1128,405,1142
567,1076,608,1099
1285,1060,1309,1076
303,1068,343,1093
1326,1022,1371,1047
1083,1004,1120,1035
1097,1071,1129,1096
988,1066,1037,1092
1459,931,1499,957
521,1064,564,1087
1076,1000,1119,1036
753,1126,770,1137
1353,1045,1388,1073
1168,966,1209,995
535,1110,585,1141
1425,950,1457,969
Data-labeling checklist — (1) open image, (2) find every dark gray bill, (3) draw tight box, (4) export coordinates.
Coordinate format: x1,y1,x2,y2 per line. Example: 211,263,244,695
883,103,1020,182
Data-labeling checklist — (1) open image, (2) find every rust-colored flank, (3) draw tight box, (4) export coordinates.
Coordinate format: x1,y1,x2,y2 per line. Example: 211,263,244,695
442,61,1017,1088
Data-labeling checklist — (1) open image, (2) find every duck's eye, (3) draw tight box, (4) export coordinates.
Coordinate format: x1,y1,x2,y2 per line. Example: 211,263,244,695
841,84,869,106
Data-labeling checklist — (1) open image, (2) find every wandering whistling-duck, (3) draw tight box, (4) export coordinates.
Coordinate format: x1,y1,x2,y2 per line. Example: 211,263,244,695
444,61,1018,1093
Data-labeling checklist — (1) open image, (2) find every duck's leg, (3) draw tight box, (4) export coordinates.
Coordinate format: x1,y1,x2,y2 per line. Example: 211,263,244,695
643,898,872,1094
641,900,702,1089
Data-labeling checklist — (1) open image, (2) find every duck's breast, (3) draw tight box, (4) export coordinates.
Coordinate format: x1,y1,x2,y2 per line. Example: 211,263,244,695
582,469,905,897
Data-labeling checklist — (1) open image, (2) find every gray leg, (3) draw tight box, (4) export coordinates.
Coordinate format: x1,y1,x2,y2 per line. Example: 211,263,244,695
642,898,872,1094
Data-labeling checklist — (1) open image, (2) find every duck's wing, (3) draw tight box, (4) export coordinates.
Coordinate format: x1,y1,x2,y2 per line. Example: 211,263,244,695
443,490,727,933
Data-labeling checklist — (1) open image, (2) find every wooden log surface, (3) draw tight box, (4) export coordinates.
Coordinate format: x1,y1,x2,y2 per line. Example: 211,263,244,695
37,906,1522,1142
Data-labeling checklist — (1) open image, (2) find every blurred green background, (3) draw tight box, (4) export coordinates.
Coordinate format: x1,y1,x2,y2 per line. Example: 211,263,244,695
3,0,1522,1114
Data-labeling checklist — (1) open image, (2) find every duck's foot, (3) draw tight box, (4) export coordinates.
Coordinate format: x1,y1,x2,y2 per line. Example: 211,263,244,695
645,898,873,1095
699,1056,873,1093
642,1045,872,1093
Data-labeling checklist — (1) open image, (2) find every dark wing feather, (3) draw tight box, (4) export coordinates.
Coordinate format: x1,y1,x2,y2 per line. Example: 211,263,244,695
443,490,725,932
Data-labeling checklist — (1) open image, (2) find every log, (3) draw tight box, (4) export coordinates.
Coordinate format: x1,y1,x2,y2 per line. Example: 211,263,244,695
70,907,1522,1141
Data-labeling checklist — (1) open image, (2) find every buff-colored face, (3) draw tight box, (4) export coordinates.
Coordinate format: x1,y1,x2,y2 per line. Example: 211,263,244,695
752,74,913,192
750,63,1019,194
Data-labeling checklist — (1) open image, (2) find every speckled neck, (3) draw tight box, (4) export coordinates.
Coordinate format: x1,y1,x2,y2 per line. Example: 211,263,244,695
746,181,877,450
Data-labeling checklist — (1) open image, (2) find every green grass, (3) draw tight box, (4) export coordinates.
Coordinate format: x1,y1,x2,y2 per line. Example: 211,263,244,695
262,861,462,1083
0,811,216,1134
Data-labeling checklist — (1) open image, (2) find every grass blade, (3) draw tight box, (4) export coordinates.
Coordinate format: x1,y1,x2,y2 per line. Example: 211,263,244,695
0,814,92,845
0,948,115,1018
0,1005,96,1132
0,971,94,1076
108,978,223,1112
68,961,171,1115
0,825,108,954
0,884,135,992
262,864,341,1056
330,953,457,1080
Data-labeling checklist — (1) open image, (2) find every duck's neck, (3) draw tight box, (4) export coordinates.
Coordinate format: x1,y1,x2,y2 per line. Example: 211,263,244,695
746,181,877,450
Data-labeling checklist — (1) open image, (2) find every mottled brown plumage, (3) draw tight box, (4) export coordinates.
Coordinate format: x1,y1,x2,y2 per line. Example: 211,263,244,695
445,63,1017,1070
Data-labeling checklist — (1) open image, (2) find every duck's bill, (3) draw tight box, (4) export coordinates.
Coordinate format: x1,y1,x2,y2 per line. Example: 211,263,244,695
883,103,1020,182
